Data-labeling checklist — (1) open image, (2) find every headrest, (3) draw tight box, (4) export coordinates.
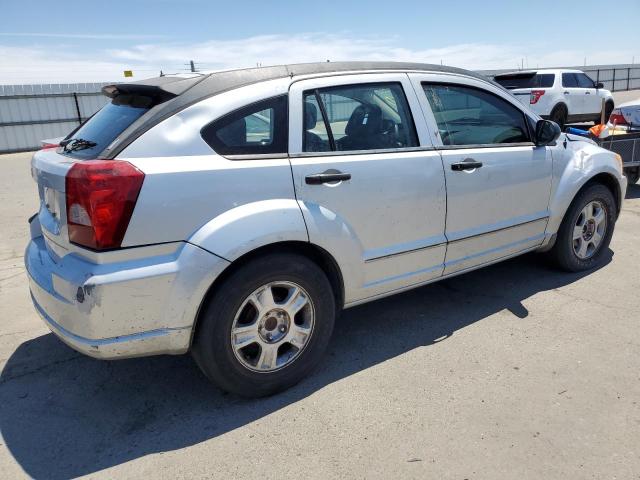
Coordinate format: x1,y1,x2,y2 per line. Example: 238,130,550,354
216,117,247,146
345,104,383,137
304,102,318,130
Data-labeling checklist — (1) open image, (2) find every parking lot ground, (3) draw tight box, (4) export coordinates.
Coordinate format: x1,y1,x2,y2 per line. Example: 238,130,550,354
0,151,639,479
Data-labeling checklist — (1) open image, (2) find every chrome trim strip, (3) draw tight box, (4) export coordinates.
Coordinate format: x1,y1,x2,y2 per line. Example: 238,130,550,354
444,232,546,268
448,216,549,244
363,263,443,288
364,241,446,263
289,145,436,158
438,142,535,150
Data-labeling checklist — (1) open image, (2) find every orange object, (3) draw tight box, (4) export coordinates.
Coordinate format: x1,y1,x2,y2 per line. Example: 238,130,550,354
589,124,607,137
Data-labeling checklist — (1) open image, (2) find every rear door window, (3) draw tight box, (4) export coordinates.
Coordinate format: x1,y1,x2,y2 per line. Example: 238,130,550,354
562,73,579,88
61,94,151,159
423,83,530,146
201,95,288,156
303,83,418,152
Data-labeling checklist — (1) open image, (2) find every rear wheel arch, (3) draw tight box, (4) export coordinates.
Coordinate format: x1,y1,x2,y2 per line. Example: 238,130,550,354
190,241,344,346
550,103,568,128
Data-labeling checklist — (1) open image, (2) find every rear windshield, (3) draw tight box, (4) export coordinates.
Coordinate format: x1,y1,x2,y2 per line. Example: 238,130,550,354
61,94,152,159
494,73,555,89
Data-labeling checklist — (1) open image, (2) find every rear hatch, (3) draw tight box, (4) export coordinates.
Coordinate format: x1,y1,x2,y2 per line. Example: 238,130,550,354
494,71,555,107
31,75,202,256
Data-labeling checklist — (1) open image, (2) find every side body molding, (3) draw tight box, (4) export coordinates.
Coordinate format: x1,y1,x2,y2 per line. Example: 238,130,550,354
188,199,309,261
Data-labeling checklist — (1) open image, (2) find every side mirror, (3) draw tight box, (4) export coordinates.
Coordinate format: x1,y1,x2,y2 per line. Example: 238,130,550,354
535,119,562,146
596,82,604,89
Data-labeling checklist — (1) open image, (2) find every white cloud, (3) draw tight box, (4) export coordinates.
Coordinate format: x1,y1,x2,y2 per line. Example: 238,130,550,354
1,33,637,84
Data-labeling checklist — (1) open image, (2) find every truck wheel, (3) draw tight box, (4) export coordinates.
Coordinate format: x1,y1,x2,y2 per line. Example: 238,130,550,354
550,104,567,130
192,252,336,397
550,184,616,272
603,101,614,124
626,167,639,185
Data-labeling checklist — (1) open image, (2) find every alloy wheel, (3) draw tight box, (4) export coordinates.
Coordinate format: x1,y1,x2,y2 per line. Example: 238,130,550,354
230,281,315,372
572,200,607,260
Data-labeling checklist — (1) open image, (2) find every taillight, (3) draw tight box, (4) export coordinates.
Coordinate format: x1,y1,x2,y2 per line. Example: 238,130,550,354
608,109,628,125
65,160,144,250
530,90,545,104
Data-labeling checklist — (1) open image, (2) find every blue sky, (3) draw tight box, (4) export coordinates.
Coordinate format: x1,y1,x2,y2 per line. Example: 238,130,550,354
1,0,638,83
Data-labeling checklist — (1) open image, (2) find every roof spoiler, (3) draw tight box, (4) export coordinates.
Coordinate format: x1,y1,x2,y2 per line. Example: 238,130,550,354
101,75,205,102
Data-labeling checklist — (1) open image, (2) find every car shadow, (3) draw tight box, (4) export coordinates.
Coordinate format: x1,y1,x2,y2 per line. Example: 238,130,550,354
0,251,612,479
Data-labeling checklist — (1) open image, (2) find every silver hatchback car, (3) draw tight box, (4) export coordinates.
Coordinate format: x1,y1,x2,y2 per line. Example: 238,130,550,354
26,62,627,397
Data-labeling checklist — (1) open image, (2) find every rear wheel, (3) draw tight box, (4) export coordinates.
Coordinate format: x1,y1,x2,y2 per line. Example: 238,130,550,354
550,104,568,130
192,253,336,397
602,101,614,124
550,184,616,272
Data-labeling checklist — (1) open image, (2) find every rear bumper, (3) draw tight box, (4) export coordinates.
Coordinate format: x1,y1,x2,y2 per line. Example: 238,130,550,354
25,228,229,359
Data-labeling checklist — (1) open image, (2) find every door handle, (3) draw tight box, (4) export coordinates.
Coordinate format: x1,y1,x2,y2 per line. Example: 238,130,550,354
451,159,483,171
564,91,570,95
585,91,591,94
305,171,351,185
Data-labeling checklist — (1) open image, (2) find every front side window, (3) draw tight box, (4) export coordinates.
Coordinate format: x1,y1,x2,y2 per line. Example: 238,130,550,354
576,73,595,88
423,84,530,146
201,95,288,156
303,83,418,152
562,73,579,88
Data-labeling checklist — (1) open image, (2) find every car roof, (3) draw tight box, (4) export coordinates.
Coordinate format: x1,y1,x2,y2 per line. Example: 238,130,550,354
495,68,584,77
101,61,497,158
105,61,493,101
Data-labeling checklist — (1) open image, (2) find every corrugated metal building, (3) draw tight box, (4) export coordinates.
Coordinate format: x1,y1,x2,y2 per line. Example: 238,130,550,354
0,83,109,154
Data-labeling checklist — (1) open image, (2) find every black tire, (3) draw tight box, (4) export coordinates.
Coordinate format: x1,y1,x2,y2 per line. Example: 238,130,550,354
603,101,614,124
626,167,639,185
550,184,616,272
192,253,336,397
550,104,568,130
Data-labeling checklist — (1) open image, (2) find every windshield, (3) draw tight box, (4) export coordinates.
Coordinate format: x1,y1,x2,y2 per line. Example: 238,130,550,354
62,94,152,159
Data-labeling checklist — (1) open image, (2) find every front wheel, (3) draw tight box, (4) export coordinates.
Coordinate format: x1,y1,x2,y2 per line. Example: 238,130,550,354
626,167,640,185
192,253,336,397
550,184,616,272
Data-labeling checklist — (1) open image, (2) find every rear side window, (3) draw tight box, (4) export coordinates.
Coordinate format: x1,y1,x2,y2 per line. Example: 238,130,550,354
201,95,288,156
562,73,579,88
303,83,418,152
61,94,151,159
423,83,530,146
494,73,555,89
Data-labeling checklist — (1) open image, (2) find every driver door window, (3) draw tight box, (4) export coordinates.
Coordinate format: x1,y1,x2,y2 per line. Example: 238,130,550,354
303,83,418,152
422,84,530,146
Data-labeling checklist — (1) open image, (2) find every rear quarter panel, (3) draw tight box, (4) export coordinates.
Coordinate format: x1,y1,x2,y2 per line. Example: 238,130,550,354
119,78,309,261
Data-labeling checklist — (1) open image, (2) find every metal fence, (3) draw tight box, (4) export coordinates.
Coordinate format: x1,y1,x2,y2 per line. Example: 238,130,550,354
587,66,640,92
1,63,639,154
0,83,110,154
482,63,640,92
